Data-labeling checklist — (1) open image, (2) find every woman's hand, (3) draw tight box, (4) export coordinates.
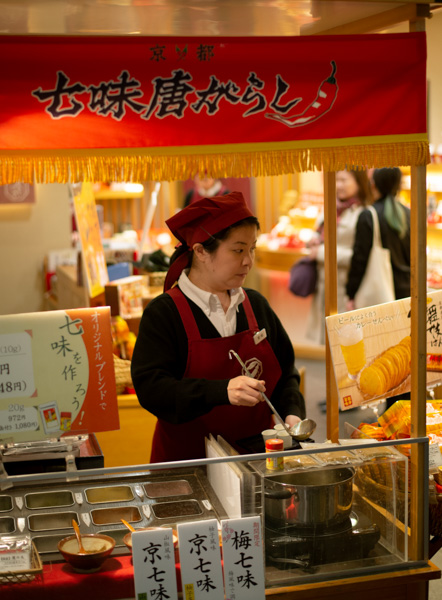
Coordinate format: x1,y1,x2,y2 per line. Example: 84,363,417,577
227,376,266,407
284,414,302,428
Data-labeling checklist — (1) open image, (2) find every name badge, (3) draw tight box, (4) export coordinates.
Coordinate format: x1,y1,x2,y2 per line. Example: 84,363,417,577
253,328,267,345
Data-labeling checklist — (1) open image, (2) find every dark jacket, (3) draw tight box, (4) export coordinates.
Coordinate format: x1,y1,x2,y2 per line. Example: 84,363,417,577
346,197,411,301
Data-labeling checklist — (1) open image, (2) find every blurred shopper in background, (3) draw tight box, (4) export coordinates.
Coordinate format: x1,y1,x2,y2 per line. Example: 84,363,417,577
183,173,230,208
306,169,372,346
346,167,411,311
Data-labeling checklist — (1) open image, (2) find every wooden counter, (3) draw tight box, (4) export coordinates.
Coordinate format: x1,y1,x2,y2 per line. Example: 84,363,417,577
255,246,310,272
265,562,440,600
94,395,157,467
1,555,439,600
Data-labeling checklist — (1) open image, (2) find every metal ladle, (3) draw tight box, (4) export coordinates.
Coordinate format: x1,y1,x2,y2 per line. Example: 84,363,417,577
228,349,293,438
289,418,317,441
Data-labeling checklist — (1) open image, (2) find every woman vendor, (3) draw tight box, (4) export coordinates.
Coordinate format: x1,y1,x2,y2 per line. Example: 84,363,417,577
131,191,306,462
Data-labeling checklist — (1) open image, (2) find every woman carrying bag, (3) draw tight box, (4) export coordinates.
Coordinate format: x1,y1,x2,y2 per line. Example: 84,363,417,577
346,167,411,311
305,169,372,345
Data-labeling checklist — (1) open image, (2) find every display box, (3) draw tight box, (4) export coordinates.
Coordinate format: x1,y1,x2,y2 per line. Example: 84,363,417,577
0,434,104,476
249,443,409,587
105,276,147,319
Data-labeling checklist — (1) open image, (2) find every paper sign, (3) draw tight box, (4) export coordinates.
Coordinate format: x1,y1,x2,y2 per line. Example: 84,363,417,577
177,519,224,600
221,516,265,600
132,528,178,600
326,291,442,411
73,182,108,298
429,443,442,471
0,307,119,442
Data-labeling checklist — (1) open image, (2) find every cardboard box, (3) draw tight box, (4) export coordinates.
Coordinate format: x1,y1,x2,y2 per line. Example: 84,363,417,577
105,275,146,319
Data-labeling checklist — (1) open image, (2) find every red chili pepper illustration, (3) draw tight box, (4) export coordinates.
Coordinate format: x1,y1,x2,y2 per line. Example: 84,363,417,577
266,60,338,128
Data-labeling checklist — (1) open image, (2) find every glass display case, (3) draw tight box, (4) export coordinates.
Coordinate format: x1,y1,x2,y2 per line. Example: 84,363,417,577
0,437,432,599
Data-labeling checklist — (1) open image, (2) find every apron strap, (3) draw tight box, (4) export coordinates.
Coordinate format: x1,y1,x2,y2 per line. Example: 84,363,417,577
241,292,259,331
167,287,258,341
167,287,201,340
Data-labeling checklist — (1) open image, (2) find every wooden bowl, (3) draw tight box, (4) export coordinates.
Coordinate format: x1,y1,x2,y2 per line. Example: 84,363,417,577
58,534,115,573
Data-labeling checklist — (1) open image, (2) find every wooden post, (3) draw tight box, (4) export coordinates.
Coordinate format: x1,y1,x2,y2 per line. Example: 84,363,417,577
408,12,428,566
409,164,428,562
323,171,339,442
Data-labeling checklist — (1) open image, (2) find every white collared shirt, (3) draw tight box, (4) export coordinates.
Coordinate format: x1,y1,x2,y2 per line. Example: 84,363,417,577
178,270,245,337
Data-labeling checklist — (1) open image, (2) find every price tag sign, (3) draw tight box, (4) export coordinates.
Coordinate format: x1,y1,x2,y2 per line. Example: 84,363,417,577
0,308,119,442
221,516,265,600
177,519,223,600
132,528,178,600
0,332,34,399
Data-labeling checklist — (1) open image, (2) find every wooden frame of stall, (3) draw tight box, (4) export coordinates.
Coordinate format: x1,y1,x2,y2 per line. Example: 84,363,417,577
0,2,439,599
318,8,433,599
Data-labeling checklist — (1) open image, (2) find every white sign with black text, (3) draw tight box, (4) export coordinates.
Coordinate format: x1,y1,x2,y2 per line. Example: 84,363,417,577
221,516,265,600
132,528,178,600
177,518,224,600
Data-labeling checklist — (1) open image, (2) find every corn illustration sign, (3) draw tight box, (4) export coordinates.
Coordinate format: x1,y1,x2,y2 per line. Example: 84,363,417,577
326,291,442,411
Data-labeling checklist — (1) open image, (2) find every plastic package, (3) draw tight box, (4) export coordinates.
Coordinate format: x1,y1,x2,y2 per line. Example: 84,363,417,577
0,535,32,573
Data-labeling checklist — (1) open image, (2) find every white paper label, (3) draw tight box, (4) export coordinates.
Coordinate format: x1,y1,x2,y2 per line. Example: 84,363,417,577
221,516,265,600
0,333,35,400
428,443,442,470
178,519,224,600
132,528,178,600
0,551,31,573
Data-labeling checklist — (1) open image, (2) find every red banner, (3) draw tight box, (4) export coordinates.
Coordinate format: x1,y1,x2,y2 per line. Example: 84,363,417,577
0,33,428,182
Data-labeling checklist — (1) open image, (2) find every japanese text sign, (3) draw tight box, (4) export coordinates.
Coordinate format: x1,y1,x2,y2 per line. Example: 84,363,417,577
326,291,442,411
132,528,178,600
221,516,265,600
0,33,428,183
177,519,224,600
0,307,119,442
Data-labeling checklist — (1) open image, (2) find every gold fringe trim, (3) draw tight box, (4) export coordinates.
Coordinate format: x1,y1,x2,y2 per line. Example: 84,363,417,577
0,141,430,184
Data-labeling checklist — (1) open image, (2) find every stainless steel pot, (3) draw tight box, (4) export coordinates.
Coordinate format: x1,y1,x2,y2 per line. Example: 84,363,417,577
264,467,355,529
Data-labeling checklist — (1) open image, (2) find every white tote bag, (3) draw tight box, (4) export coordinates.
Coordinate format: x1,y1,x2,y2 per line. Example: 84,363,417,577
354,206,395,309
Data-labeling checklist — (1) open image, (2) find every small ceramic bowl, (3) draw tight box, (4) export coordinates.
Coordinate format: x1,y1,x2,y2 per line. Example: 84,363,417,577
58,533,115,573
123,527,179,560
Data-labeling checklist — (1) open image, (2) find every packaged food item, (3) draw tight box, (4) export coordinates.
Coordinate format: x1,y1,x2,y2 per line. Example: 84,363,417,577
351,445,404,462
0,535,32,573
378,400,442,440
283,453,321,470
357,422,386,440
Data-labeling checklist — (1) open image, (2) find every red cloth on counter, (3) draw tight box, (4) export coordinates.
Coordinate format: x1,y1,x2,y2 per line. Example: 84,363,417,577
1,556,184,600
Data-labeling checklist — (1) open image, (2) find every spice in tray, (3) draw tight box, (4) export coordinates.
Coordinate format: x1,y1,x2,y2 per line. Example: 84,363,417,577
152,499,202,519
144,480,193,498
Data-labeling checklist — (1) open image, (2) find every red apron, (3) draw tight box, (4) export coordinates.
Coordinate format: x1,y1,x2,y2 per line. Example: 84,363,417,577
150,288,282,462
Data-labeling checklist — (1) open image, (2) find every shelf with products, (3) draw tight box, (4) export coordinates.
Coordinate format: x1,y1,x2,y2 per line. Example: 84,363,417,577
92,181,181,239
255,187,323,269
